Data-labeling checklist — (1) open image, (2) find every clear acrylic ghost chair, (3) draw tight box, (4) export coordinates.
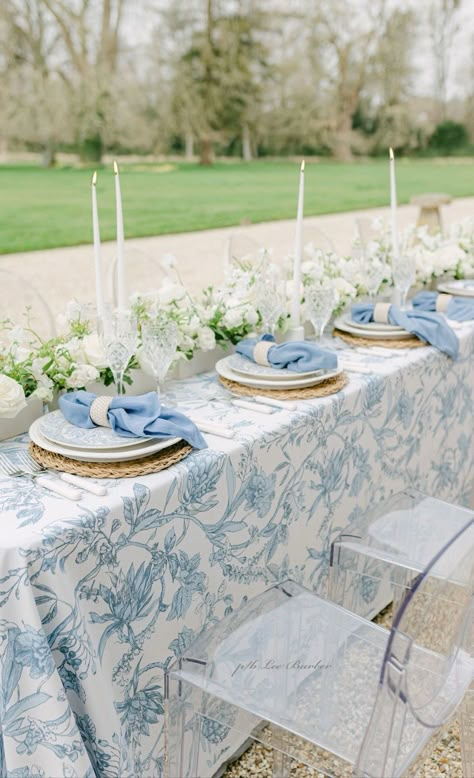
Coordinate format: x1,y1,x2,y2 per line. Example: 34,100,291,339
0,268,56,339
165,514,474,778
108,247,166,305
223,233,267,273
328,489,474,621
303,227,336,254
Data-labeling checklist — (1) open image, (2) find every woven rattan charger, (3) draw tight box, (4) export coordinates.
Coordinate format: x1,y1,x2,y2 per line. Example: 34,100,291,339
333,329,428,350
219,371,348,400
29,440,193,478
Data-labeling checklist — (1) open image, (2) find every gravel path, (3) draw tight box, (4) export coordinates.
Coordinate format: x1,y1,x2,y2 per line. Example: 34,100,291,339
1,197,473,322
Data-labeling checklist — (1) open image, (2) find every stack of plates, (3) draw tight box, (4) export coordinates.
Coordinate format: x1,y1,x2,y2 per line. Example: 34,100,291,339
437,280,474,298
29,411,181,463
215,354,342,390
334,314,412,341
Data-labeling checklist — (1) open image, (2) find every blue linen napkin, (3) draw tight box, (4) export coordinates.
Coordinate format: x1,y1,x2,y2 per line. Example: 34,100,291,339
235,334,338,373
412,291,474,322
59,391,207,449
351,303,459,359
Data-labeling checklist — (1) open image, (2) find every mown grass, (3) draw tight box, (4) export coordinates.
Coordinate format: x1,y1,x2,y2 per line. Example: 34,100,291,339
1,158,473,254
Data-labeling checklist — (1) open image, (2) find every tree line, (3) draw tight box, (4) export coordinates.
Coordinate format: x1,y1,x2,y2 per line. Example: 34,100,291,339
0,0,471,166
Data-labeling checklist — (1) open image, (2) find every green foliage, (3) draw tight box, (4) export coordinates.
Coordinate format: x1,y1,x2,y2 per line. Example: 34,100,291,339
429,121,469,154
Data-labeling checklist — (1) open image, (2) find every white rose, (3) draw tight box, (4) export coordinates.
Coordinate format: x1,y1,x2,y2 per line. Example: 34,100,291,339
243,305,259,326
0,375,27,419
158,280,186,306
197,326,216,352
66,365,99,389
223,308,244,329
62,338,85,363
136,346,155,376
82,332,108,369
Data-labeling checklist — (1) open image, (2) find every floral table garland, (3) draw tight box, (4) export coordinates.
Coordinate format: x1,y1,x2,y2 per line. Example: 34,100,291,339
1,217,474,427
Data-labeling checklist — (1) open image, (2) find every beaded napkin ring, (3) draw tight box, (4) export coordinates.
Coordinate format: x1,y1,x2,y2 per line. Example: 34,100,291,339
90,396,113,427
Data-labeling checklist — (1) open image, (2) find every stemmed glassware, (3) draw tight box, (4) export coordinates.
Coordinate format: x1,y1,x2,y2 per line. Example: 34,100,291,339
304,285,336,341
364,257,388,299
141,313,180,400
392,255,416,309
255,267,286,336
97,307,138,395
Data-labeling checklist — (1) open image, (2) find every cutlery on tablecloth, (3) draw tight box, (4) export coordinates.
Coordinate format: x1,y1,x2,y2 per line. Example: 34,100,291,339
190,419,235,439
231,399,274,414
0,450,107,497
0,452,82,501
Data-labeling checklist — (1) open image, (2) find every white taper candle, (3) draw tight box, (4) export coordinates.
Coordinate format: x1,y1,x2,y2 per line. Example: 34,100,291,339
91,171,105,317
291,160,305,327
113,160,126,309
389,147,400,263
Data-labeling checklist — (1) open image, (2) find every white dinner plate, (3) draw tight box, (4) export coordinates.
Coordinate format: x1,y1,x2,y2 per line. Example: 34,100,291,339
339,315,403,333
29,418,181,462
228,354,324,381
216,356,342,389
334,317,413,340
438,280,474,298
40,410,149,450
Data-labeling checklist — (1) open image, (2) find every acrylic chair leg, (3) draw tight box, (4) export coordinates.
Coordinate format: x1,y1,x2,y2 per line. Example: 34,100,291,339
272,747,291,778
460,684,474,778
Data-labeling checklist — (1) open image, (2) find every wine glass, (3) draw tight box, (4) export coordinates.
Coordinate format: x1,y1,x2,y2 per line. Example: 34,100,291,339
392,255,416,309
365,257,388,299
97,308,138,395
255,268,286,336
141,314,180,399
304,285,336,341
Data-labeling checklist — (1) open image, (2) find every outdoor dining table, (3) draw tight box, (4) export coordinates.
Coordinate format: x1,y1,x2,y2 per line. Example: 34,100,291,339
0,322,473,778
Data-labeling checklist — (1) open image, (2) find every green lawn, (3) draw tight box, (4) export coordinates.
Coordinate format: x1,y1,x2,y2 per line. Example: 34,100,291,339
1,158,473,254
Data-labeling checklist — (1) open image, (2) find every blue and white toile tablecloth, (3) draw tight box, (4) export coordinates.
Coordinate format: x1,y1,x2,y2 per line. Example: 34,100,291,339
0,322,473,778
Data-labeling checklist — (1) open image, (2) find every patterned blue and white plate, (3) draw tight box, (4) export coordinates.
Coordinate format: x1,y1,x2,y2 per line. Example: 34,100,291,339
40,410,148,450
30,418,180,462
228,354,323,381
438,280,474,298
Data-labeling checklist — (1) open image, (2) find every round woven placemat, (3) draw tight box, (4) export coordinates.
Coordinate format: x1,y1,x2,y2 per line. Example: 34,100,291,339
29,440,193,479
219,372,348,400
333,329,427,349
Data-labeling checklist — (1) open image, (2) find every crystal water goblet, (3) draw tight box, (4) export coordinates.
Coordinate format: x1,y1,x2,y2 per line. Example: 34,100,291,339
365,257,388,299
97,308,138,395
304,285,336,341
255,269,286,336
392,255,416,309
141,314,180,399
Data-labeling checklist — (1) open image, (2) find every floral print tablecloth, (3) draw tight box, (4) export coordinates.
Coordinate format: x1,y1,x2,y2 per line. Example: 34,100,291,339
0,323,473,778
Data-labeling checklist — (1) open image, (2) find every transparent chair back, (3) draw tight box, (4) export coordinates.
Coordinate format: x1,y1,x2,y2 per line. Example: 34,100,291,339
165,511,474,778
223,233,267,273
303,227,336,255
328,489,474,620
0,268,56,340
108,248,166,305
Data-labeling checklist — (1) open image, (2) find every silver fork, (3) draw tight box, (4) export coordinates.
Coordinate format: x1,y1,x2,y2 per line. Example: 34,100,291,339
0,451,82,501
14,450,107,496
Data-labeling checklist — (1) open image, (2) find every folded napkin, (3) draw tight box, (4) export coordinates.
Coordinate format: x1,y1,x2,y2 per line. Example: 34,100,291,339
412,291,474,322
351,303,459,359
235,334,338,373
59,391,207,449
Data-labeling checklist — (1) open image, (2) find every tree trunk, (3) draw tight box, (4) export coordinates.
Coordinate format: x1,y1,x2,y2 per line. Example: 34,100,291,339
41,140,56,168
332,114,354,161
242,123,252,161
199,137,213,165
185,130,194,161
